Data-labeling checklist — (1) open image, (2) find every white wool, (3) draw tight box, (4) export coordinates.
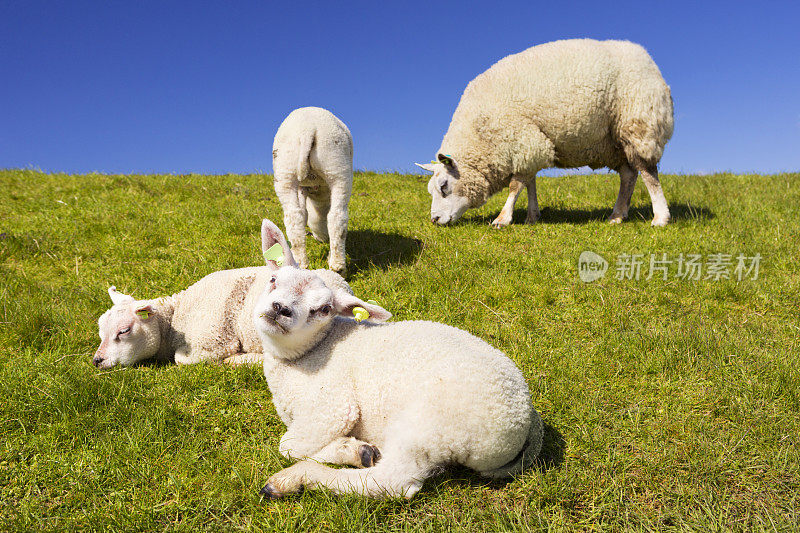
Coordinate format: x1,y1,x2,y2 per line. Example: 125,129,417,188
419,39,673,227
272,107,354,273
253,267,543,499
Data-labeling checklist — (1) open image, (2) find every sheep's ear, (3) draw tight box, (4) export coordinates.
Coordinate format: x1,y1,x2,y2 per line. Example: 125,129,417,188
415,162,437,173
261,219,298,268
437,153,455,167
134,304,154,320
108,286,134,306
332,290,392,323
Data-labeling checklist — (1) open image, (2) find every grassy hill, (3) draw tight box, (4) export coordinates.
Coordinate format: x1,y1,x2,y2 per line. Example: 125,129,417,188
1,169,798,530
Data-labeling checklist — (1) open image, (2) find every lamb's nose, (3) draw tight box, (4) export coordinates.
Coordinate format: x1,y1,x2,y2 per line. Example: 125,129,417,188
92,356,103,367
272,302,292,317
431,216,440,224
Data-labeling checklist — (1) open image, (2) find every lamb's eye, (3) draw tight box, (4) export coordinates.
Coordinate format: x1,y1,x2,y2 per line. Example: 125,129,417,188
439,181,448,197
118,327,131,335
320,305,331,315
270,277,276,284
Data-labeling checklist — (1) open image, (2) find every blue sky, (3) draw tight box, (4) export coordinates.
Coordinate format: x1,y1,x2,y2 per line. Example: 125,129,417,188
1,0,798,175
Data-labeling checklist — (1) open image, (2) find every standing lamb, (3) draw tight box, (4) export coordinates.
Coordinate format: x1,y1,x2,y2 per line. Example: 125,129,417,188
252,266,543,499
416,38,674,227
92,220,352,369
272,107,353,273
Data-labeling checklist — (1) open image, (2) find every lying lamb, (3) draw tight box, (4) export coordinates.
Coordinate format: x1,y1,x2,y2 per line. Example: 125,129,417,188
92,220,352,369
272,107,353,273
253,265,543,499
417,38,674,227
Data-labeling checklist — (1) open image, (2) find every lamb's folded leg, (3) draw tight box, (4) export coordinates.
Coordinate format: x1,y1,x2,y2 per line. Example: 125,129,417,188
260,455,428,500
308,436,381,468
491,177,527,228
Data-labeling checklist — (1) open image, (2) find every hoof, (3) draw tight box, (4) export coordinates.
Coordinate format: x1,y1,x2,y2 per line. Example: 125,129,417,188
259,483,282,500
359,444,381,467
524,214,540,225
490,220,510,229
651,216,670,227
608,217,623,224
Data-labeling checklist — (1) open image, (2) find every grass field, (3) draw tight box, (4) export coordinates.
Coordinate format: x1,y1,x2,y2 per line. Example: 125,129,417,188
1,168,799,531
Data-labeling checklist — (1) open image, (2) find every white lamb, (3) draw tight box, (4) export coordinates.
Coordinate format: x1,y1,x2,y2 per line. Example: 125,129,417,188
416,38,674,227
272,107,353,273
252,257,543,499
92,220,352,369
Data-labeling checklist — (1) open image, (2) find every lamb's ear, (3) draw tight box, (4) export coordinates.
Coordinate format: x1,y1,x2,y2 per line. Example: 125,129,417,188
415,162,437,173
108,286,134,306
261,219,298,268
134,304,154,320
332,290,392,323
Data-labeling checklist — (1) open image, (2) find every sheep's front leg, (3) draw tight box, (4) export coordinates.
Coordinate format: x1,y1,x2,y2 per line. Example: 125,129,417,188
325,180,351,273
274,179,309,268
491,177,527,228
609,163,638,223
261,457,426,500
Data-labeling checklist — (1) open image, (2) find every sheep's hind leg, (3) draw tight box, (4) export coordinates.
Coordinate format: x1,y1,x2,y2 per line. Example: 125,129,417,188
260,455,427,500
609,163,638,223
525,175,540,224
306,186,331,243
635,162,670,226
308,436,381,468
274,179,310,268
325,180,350,274
491,177,527,228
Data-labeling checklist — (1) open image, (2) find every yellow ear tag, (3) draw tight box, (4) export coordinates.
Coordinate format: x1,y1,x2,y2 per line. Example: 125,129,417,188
137,310,150,319
263,243,284,266
352,307,369,322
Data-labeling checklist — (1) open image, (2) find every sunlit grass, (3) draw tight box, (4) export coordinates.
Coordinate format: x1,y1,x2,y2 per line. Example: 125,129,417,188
1,169,798,530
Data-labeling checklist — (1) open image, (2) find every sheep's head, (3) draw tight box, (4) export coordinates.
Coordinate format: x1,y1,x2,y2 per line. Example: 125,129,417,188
93,287,161,369
253,267,391,360
416,153,474,225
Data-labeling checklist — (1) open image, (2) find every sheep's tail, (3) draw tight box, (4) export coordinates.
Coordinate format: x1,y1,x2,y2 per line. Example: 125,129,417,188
296,128,316,180
480,405,544,479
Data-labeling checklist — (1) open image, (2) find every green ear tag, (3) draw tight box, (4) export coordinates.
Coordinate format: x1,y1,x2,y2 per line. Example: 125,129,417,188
137,310,150,319
352,307,369,322
263,243,284,266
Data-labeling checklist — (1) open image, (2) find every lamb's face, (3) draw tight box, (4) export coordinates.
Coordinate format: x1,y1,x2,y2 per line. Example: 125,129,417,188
417,157,471,225
94,304,160,369
253,267,392,360
253,267,336,343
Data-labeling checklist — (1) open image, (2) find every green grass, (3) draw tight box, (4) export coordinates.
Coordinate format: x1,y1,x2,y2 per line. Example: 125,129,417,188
1,168,799,531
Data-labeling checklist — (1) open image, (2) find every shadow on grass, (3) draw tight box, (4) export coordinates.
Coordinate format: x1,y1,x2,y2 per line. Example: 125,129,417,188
417,420,566,496
346,229,423,275
465,203,715,226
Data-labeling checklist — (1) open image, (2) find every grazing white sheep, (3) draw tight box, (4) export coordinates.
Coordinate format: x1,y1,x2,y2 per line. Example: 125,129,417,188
92,220,352,369
272,107,353,273
252,266,543,499
416,38,674,227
